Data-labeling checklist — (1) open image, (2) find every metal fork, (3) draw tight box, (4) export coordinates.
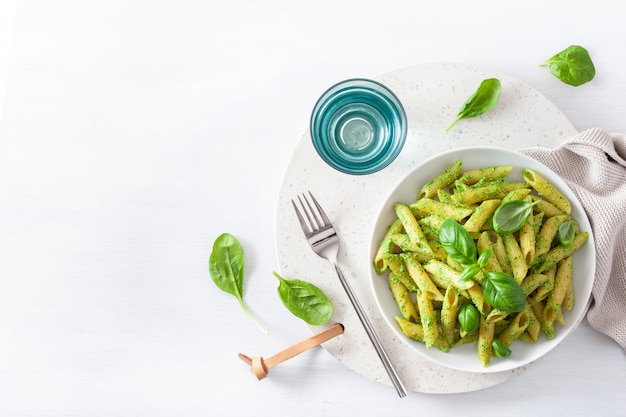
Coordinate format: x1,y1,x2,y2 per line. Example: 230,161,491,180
292,191,407,398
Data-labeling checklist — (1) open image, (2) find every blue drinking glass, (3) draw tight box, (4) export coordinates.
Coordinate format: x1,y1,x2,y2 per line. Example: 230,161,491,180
310,78,407,175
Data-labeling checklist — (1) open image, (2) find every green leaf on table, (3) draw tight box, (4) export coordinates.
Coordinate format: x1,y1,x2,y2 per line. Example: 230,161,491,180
209,233,268,335
539,45,595,86
273,272,333,326
446,78,502,131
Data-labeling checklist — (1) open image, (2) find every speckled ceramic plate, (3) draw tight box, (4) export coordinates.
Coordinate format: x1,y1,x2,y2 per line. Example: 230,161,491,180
274,62,578,394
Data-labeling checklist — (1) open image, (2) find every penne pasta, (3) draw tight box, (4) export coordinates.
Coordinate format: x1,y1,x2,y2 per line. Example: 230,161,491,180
374,161,589,367
531,195,565,217
485,308,509,324
523,168,571,214
466,283,490,315
502,233,528,284
441,286,460,347
403,254,444,301
423,259,474,291
418,214,448,237
373,218,403,275
384,254,418,292
390,233,434,260
411,198,473,222
458,165,513,185
476,232,504,273
418,160,463,199
463,199,501,233
519,196,537,264
498,310,530,348
395,316,424,341
535,214,569,260
522,303,541,342
452,184,507,205
417,290,439,349
489,231,513,276
394,203,433,256
388,272,419,322
501,188,532,203
535,232,588,274
521,273,550,296
477,316,495,367
534,266,556,301
543,256,573,328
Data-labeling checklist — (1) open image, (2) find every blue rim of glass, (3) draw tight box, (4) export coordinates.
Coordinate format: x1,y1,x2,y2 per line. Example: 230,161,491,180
310,78,407,175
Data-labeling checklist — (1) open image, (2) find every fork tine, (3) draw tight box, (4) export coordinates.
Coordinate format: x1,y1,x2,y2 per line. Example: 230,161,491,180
307,191,331,227
297,195,317,231
291,198,312,235
301,194,324,231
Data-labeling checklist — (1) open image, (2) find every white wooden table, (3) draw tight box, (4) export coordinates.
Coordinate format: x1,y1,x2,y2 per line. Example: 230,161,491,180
1,1,624,416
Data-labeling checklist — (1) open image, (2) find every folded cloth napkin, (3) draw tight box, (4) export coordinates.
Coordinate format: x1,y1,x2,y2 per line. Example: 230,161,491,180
520,127,626,351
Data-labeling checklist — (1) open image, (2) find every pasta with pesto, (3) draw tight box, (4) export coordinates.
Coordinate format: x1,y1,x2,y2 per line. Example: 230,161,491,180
373,160,589,367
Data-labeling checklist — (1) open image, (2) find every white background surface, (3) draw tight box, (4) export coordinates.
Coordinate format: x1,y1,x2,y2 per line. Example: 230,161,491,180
0,1,624,416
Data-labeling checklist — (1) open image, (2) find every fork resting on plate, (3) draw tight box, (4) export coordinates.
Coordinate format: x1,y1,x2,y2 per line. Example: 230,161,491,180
291,191,407,398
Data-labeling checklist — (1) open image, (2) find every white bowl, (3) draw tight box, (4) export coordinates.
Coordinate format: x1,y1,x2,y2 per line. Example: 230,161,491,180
368,146,596,373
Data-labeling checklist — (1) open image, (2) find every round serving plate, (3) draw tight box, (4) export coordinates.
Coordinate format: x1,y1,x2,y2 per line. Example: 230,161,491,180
274,62,579,394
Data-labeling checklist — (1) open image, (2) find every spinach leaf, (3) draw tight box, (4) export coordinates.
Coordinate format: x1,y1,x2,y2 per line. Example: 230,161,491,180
273,272,333,326
481,271,526,312
446,78,501,131
209,233,268,335
439,218,477,266
457,303,480,335
558,219,576,248
539,45,595,86
492,340,512,358
492,200,540,234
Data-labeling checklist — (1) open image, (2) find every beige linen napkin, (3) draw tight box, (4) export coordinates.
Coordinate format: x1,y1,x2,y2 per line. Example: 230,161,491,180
520,127,626,351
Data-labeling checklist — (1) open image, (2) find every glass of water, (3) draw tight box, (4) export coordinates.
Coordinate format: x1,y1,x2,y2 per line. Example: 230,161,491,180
310,78,407,175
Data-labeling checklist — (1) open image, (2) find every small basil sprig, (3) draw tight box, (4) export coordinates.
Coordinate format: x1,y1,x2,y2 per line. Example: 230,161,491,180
492,200,540,234
439,219,526,313
273,272,333,326
457,303,480,335
209,233,269,335
446,78,502,131
539,45,595,86
439,218,477,265
558,220,576,248
492,340,512,358
459,264,481,283
481,272,527,312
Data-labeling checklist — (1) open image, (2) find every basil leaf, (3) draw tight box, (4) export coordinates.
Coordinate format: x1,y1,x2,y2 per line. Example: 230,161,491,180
482,272,526,312
477,249,493,268
273,272,333,326
492,200,540,234
209,233,268,335
457,303,480,335
439,218,477,266
492,340,512,358
558,220,576,248
446,78,502,131
459,264,481,282
539,45,595,86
